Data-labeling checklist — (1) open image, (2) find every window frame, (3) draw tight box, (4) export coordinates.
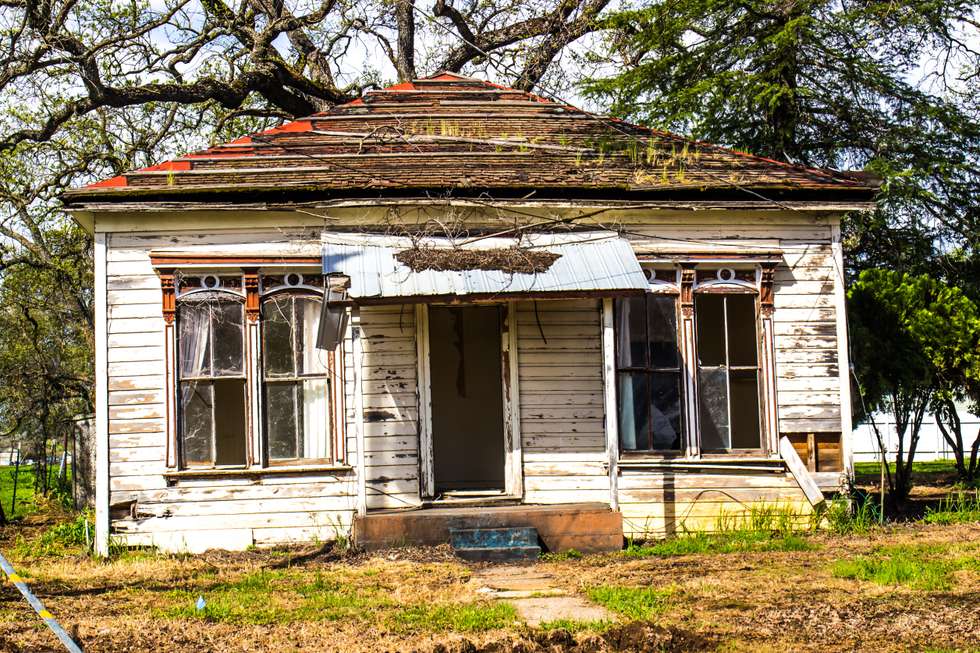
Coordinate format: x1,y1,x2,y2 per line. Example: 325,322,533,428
614,284,685,457
692,288,765,455
161,265,347,473
259,289,339,467
613,262,776,461
174,284,249,469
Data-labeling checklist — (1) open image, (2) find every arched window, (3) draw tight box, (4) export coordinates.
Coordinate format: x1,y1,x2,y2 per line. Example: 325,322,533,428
177,291,247,466
261,293,332,463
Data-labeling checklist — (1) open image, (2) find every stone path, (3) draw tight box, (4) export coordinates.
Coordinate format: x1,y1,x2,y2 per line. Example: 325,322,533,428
469,564,612,626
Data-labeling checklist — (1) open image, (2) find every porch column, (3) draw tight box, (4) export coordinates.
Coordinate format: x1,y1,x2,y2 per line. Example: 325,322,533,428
601,298,619,510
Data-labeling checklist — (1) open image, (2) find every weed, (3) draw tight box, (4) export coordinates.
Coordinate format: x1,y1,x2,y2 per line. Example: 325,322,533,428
390,601,518,632
539,618,614,633
540,549,583,562
17,510,93,557
623,531,814,557
822,496,880,534
923,490,980,525
832,545,980,591
586,585,674,620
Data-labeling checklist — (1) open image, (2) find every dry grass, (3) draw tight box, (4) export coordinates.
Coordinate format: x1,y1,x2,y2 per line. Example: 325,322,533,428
0,515,979,652
394,246,560,274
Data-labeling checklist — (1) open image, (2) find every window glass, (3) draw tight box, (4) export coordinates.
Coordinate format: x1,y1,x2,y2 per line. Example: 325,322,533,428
695,294,726,365
262,294,331,462
615,294,682,452
726,294,758,367
176,292,247,467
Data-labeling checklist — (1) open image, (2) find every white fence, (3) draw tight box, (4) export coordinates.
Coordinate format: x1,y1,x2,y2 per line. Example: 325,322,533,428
852,404,979,463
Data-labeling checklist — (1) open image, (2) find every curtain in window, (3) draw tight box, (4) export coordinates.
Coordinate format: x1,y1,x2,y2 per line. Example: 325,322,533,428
262,294,331,462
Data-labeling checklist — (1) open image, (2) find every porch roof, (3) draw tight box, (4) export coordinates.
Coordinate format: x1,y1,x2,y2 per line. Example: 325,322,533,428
321,231,648,302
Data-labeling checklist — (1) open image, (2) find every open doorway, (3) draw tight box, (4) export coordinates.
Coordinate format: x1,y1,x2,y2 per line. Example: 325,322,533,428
428,305,505,494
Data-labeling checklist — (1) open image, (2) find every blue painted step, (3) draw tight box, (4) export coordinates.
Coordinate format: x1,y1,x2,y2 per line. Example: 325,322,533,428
449,527,541,562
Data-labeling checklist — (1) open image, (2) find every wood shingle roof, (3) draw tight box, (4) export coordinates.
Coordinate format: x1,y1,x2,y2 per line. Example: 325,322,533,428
63,72,877,204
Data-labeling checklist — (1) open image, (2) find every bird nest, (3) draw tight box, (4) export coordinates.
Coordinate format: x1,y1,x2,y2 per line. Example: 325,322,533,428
395,246,561,274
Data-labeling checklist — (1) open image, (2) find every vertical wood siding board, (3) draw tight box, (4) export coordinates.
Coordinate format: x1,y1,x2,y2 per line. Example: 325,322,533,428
830,222,854,479
95,231,110,556
352,311,368,516
602,298,619,510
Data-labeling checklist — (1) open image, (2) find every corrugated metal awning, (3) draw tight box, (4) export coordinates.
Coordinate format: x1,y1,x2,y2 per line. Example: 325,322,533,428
321,231,647,302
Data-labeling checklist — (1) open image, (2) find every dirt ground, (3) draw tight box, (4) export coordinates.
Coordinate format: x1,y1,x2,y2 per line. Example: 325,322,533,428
1,502,978,653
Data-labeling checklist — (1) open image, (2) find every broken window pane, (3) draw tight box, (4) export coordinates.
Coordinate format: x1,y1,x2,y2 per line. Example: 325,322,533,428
650,372,682,450
618,373,650,450
262,293,332,462
180,381,213,465
698,367,730,450
266,382,298,460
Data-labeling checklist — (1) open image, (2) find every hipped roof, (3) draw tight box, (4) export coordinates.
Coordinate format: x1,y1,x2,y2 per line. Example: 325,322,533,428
62,72,877,205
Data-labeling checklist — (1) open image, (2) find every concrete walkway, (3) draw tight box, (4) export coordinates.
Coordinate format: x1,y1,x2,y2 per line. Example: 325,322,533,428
470,565,612,626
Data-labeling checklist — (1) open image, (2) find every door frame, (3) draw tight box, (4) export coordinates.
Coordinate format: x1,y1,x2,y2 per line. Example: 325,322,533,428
415,302,523,499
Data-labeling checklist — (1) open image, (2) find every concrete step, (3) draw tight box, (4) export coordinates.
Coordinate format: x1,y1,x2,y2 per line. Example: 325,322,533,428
450,527,538,549
354,502,623,553
454,545,541,562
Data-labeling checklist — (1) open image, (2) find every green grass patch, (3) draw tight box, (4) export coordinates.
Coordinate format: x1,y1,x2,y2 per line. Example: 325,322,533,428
539,548,583,562
586,585,674,621
853,459,958,477
539,618,614,633
0,464,65,520
923,490,980,525
832,545,980,591
624,531,813,557
390,601,518,632
159,568,392,625
15,511,93,557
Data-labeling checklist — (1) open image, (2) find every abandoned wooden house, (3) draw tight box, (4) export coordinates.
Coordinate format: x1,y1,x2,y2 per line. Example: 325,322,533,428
63,73,877,556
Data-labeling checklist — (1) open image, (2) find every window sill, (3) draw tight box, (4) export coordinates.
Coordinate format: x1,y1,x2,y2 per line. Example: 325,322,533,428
164,464,353,482
614,456,784,472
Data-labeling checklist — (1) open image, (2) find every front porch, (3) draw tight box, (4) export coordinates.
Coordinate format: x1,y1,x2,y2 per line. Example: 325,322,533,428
353,502,624,553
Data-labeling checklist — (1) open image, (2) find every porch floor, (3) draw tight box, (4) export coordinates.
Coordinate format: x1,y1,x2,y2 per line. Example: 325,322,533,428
354,503,623,554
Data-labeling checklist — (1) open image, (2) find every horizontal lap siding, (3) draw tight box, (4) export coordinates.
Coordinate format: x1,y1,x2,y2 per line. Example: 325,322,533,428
517,299,609,504
618,469,812,538
104,230,360,552
773,242,843,433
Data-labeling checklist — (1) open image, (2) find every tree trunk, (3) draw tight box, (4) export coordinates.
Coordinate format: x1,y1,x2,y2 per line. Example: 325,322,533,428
395,0,417,82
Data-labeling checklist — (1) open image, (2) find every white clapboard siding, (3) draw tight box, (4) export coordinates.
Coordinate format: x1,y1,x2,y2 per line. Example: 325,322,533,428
618,469,811,538
104,230,365,552
517,299,609,505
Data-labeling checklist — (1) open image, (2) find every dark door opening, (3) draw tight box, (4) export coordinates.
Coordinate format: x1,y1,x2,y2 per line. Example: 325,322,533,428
429,305,505,494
